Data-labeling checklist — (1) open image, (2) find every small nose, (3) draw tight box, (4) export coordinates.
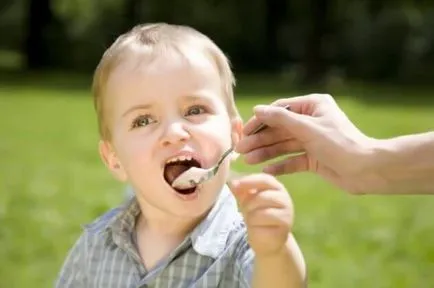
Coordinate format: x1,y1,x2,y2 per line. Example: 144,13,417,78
160,121,190,147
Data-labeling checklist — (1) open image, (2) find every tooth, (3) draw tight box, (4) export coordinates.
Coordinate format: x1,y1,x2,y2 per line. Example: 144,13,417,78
166,155,197,164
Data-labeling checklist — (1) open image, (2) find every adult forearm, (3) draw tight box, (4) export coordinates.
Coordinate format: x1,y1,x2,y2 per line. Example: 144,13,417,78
369,132,434,195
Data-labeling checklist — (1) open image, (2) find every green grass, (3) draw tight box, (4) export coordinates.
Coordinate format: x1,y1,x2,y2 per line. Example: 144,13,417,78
1,75,434,287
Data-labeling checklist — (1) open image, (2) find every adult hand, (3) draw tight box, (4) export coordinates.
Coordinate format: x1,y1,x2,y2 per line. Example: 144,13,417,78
235,94,382,194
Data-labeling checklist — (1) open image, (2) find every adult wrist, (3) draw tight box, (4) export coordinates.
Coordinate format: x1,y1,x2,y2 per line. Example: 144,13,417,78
362,133,434,194
345,136,390,194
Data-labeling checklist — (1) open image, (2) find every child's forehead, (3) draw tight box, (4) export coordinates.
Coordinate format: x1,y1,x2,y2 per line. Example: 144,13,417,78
103,52,224,109
108,49,221,89
118,45,218,75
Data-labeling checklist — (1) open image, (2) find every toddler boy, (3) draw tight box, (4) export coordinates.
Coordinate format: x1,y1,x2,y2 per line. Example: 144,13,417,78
56,23,306,287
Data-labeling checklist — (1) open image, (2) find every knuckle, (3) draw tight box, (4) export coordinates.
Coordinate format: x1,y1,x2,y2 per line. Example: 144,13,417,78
311,93,334,103
272,98,291,106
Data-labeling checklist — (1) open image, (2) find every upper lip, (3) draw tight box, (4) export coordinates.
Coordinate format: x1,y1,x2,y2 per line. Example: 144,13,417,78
162,150,204,168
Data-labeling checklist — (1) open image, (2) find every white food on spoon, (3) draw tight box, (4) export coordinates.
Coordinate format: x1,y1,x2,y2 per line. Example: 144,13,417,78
171,167,206,189
171,148,235,189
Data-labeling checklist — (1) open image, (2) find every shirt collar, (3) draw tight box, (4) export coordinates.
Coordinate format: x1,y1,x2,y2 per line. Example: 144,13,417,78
190,185,242,258
97,185,242,259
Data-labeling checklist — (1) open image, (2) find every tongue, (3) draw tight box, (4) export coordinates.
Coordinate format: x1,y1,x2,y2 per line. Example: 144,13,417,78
164,164,190,185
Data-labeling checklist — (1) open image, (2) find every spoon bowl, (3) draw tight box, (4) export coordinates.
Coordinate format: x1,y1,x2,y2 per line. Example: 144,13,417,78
171,147,233,189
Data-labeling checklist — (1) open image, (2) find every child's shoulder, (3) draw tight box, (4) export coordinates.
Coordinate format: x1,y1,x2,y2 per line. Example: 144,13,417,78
81,203,126,235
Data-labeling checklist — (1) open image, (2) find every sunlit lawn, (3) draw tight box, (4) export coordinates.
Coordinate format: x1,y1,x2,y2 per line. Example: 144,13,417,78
1,75,434,287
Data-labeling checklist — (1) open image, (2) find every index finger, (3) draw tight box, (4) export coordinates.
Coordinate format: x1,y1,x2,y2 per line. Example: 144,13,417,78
242,95,321,135
230,173,285,193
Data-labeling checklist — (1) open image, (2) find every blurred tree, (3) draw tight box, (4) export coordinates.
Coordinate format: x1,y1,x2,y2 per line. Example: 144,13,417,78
0,0,14,13
367,0,384,19
302,0,330,85
24,0,54,69
122,0,142,33
0,0,430,84
264,0,287,70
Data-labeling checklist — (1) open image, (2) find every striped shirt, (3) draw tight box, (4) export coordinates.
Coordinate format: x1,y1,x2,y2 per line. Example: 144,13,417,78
55,186,254,287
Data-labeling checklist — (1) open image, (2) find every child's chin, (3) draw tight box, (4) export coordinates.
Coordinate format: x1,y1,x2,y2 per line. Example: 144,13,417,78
172,205,210,220
172,188,217,215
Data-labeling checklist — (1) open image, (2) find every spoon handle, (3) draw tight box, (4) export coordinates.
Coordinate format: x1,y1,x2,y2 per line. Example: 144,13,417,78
215,147,234,169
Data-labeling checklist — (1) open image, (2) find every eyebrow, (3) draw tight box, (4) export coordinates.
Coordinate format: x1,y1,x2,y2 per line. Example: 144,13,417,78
183,92,216,102
121,104,153,118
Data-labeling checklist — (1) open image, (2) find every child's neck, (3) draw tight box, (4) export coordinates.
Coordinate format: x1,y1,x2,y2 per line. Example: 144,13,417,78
135,194,211,238
135,214,201,270
134,204,208,270
138,210,204,238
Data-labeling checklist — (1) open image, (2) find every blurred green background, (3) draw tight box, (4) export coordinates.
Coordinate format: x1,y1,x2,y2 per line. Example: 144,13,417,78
1,0,434,287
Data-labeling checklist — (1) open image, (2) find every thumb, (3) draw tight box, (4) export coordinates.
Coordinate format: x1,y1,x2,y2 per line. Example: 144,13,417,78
254,105,313,137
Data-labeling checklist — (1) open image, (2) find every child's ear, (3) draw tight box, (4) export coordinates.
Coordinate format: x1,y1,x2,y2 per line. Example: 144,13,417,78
230,117,243,161
99,140,127,182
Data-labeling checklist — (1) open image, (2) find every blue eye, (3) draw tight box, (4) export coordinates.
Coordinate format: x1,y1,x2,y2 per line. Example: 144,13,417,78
187,105,206,116
131,115,154,129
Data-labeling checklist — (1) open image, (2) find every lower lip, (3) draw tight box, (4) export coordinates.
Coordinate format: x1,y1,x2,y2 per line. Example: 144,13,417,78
173,186,201,201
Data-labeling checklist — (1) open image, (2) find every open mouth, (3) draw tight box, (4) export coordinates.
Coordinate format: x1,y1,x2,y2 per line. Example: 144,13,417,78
164,157,202,195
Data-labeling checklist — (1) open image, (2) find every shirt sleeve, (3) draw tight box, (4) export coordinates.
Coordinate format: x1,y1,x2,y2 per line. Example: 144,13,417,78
234,232,255,288
55,233,87,287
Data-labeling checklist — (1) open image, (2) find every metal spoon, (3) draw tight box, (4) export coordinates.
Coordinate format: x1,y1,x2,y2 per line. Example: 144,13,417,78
171,147,234,189
171,105,291,189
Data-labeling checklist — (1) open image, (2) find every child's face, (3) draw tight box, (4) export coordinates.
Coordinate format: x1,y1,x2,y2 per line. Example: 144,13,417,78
99,51,242,219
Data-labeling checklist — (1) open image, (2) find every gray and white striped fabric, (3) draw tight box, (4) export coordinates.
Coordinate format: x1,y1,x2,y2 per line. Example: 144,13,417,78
55,186,254,288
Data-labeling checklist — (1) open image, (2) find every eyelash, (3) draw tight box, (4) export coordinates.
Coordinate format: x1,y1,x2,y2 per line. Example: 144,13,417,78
186,105,207,116
131,114,154,129
129,105,209,129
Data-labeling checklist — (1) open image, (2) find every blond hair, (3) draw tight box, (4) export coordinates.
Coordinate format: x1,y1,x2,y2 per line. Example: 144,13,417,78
92,23,239,140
